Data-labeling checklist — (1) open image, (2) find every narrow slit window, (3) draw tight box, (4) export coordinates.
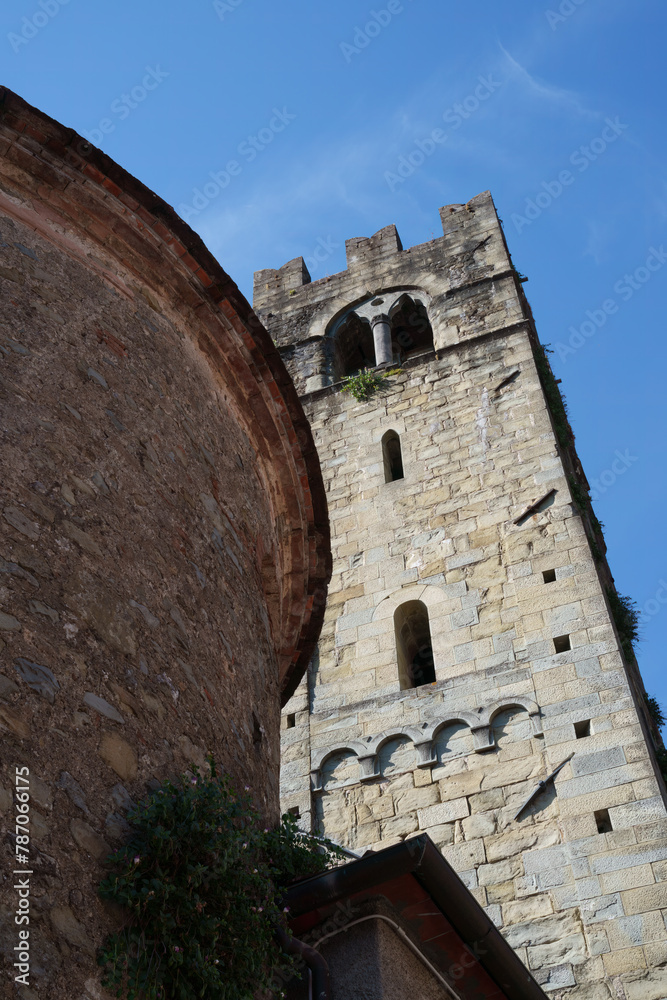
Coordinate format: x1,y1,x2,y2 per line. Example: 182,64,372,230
574,720,590,739
554,634,571,653
382,430,404,483
543,569,557,584
595,808,613,834
394,600,435,689
285,713,296,729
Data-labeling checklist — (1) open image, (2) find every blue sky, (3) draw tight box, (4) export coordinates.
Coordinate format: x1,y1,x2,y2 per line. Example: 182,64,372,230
2,0,666,718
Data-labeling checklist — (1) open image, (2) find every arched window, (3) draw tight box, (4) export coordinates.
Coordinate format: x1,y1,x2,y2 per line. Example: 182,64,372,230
382,430,404,482
389,296,434,361
394,600,435,689
333,312,375,379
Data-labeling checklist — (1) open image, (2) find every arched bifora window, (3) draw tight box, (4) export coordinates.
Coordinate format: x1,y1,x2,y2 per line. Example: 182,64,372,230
382,430,404,482
333,312,374,378
389,295,434,362
394,600,435,689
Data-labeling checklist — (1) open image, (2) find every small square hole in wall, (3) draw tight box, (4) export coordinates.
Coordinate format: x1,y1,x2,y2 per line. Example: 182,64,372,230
288,806,300,819
574,720,591,739
595,808,613,834
554,634,571,653
285,713,296,729
543,569,557,584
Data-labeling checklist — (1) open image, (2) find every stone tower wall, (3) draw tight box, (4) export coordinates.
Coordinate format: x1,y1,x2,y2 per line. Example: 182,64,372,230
0,90,330,1000
257,194,667,1000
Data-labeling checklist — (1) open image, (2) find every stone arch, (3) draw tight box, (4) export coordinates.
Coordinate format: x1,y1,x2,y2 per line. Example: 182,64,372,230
490,708,532,748
324,287,434,382
382,429,404,482
377,735,416,775
319,749,360,790
486,698,542,739
386,293,434,361
332,311,374,378
311,741,367,771
486,697,539,725
394,600,435,689
433,720,475,762
373,584,449,622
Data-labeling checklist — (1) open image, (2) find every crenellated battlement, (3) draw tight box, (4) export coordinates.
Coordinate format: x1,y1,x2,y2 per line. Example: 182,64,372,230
253,191,523,394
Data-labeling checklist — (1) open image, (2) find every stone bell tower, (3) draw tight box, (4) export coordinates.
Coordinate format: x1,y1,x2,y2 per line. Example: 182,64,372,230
254,191,667,999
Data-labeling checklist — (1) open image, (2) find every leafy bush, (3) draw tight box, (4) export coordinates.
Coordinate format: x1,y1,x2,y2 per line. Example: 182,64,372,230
606,588,641,662
647,695,666,732
532,342,572,449
340,367,401,402
98,762,345,1000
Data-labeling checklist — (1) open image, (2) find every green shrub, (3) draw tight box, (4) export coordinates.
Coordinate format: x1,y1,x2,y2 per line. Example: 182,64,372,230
340,367,401,402
98,762,344,1000
606,588,641,662
532,342,572,449
647,695,666,732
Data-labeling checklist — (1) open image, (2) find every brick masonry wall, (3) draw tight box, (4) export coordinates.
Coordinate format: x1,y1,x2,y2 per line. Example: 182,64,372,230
0,90,331,1000
261,195,667,1000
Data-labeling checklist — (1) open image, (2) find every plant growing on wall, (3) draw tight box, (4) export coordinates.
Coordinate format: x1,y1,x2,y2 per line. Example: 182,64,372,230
606,588,641,662
532,342,572,449
340,367,401,402
98,761,344,1000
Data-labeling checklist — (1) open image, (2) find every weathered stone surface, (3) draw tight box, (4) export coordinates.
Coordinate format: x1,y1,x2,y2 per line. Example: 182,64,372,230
70,819,112,860
64,575,136,655
31,808,50,841
14,658,60,703
504,911,582,950
0,704,30,738
57,771,90,815
0,609,21,630
99,734,138,780
418,797,470,827
50,905,96,955
30,775,53,811
0,672,19,699
29,599,59,622
3,505,40,539
105,812,132,841
0,91,331,1000
61,521,103,557
83,693,125,725
110,783,134,812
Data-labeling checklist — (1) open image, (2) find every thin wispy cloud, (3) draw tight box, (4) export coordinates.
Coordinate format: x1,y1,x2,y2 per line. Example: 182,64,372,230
582,218,615,265
498,42,599,119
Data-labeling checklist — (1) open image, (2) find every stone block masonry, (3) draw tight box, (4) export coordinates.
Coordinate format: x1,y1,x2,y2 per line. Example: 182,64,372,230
259,193,667,1000
0,89,330,999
